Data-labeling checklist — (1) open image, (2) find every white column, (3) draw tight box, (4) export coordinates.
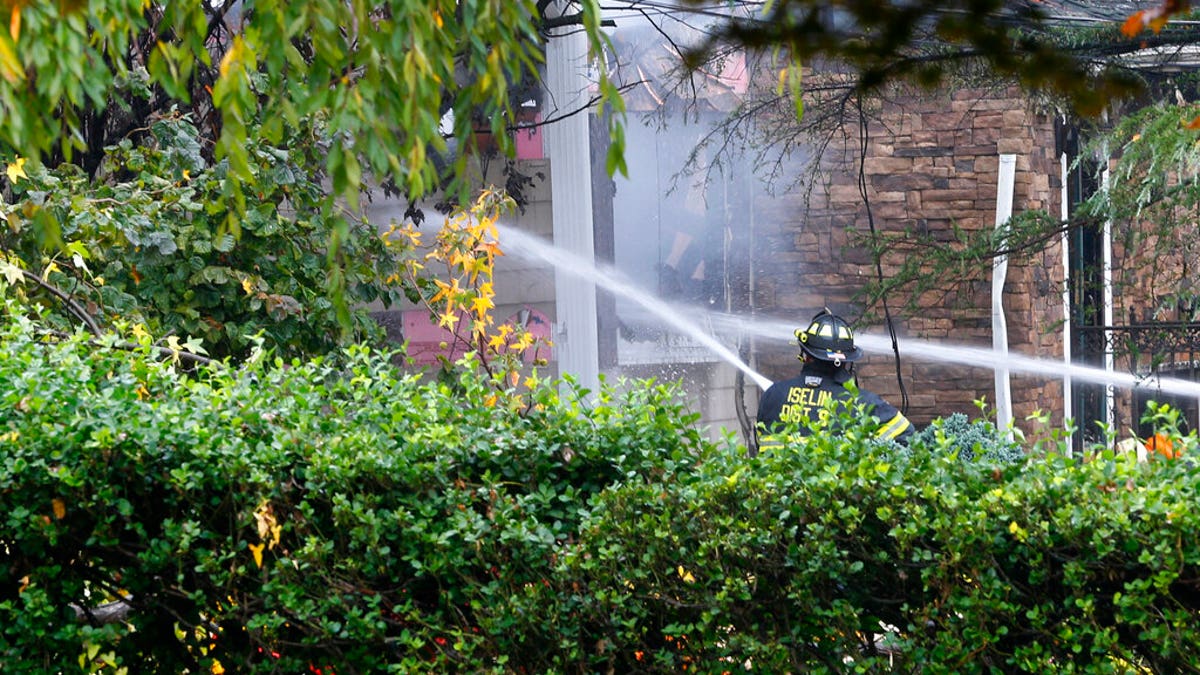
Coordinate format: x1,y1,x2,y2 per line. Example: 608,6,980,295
993,153,1016,436
543,2,600,391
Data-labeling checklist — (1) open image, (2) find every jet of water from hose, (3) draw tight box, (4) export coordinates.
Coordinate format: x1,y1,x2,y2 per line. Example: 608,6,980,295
712,314,1200,400
497,225,774,390
501,223,1200,402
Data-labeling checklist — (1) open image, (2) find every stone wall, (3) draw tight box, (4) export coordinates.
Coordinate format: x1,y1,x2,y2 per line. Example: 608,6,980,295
753,86,1068,433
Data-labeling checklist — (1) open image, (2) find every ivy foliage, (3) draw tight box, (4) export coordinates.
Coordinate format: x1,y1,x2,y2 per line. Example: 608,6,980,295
0,309,710,673
0,115,407,360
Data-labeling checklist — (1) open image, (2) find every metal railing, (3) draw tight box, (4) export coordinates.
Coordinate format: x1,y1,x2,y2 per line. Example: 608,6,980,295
1075,321,1200,376
1072,320,1200,447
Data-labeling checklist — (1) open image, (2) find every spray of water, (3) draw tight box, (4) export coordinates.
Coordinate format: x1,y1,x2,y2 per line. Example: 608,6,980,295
716,314,1200,400
497,225,774,390
500,223,1200,403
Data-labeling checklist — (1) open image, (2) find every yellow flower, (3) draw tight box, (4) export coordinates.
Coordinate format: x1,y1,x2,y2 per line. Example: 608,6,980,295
470,293,494,318
513,332,535,351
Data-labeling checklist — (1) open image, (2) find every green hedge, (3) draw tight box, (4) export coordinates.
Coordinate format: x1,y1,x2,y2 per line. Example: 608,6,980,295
3,313,1200,673
0,313,711,673
550,414,1200,673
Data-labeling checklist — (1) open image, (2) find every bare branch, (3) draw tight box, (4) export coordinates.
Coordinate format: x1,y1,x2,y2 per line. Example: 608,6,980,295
20,269,103,336
39,329,222,369
72,598,134,626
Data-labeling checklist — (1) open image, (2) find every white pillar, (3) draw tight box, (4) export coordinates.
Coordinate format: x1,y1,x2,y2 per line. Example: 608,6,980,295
543,2,600,391
993,153,1016,436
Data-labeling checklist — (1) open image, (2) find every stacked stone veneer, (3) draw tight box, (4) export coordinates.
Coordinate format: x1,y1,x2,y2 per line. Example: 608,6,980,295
753,85,1068,432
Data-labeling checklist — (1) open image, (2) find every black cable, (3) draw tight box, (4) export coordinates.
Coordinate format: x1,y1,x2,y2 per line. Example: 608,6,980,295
855,92,909,414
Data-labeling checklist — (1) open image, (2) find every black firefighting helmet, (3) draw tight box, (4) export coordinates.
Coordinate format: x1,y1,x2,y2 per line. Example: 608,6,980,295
795,309,864,365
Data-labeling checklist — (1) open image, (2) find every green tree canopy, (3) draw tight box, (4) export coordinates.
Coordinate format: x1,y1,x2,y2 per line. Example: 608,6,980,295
0,0,621,212
4,0,1196,357
0,1,625,354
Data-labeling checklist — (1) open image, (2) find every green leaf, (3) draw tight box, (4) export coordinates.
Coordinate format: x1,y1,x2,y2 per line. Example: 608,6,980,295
213,233,235,253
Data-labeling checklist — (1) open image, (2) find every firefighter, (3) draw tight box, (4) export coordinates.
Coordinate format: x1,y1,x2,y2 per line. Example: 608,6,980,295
756,309,913,450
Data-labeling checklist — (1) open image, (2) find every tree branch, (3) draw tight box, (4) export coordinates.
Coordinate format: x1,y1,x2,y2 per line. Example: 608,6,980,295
528,82,641,131
40,329,222,368
72,598,134,626
535,2,615,33
20,269,103,336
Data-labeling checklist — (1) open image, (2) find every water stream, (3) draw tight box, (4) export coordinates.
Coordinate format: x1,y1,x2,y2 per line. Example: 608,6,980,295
716,315,1200,400
499,224,1200,402
498,225,773,390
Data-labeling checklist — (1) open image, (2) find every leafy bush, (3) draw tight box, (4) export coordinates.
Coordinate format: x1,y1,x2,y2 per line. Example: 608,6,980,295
908,411,1027,463
0,115,407,360
548,405,1200,673
4,313,1200,673
0,313,713,673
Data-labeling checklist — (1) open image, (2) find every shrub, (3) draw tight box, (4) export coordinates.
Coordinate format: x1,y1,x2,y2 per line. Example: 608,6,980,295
0,313,714,673
552,405,1200,673
4,313,1200,673
908,411,1027,463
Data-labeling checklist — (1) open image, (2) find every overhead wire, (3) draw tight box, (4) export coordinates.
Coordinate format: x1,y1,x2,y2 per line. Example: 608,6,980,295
855,92,909,414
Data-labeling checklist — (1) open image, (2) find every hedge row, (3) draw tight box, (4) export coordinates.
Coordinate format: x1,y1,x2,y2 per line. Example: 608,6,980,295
2,314,1199,673
553,420,1200,673
0,314,710,673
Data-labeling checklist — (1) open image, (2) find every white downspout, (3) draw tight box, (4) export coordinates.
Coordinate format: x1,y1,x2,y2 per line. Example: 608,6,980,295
1060,149,1074,455
543,2,600,392
993,153,1016,436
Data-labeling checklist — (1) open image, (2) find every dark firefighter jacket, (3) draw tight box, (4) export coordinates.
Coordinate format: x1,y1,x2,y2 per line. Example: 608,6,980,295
756,361,913,448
